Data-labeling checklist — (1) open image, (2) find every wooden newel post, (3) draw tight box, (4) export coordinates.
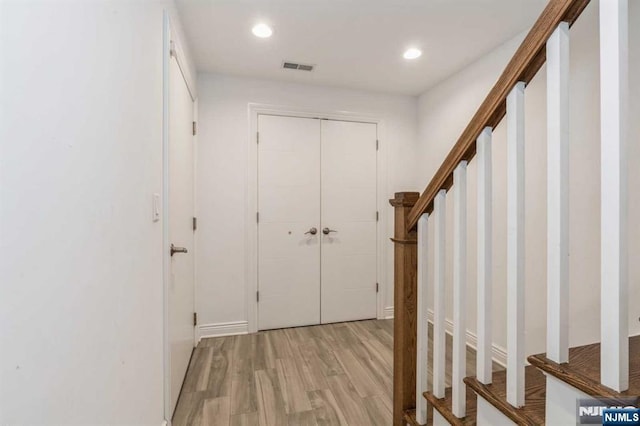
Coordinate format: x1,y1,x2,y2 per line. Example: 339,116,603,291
390,191,420,426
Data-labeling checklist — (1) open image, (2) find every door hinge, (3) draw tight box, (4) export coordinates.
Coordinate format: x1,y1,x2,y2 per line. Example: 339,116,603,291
256,291,260,302
193,312,197,327
256,132,259,144
192,121,197,136
376,283,379,293
376,211,379,222
193,217,197,231
256,212,259,223
376,139,379,151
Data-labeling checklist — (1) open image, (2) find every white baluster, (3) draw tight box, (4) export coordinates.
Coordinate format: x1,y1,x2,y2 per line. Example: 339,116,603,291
547,21,570,365
452,162,468,417
507,82,525,408
416,213,429,424
600,0,629,392
476,127,493,384
433,189,446,399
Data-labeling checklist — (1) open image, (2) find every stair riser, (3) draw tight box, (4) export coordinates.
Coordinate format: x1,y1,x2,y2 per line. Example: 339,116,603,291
433,410,450,426
546,375,591,425
476,396,517,426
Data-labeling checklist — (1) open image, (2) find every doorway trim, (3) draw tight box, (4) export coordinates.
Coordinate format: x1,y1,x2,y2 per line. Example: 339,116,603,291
246,103,388,333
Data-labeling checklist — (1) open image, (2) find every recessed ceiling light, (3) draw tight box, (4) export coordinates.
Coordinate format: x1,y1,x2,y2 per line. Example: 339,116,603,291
403,48,422,60
252,23,273,38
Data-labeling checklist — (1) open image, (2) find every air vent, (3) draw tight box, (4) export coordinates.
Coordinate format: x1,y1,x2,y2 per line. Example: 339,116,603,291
282,61,314,72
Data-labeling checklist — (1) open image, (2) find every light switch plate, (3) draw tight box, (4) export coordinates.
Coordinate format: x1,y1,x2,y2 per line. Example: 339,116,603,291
152,193,160,222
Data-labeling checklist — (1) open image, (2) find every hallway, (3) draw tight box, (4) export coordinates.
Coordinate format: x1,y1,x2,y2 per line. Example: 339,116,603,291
2,1,638,424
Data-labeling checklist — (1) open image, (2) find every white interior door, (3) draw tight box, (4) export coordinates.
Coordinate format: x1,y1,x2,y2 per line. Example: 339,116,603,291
168,57,195,413
320,120,378,323
258,115,321,330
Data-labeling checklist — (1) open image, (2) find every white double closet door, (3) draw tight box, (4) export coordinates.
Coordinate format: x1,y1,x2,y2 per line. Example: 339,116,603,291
258,114,378,330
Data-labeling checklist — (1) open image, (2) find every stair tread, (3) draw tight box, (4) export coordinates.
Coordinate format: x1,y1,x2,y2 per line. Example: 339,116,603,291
528,334,640,402
424,386,477,425
403,408,428,426
464,366,546,426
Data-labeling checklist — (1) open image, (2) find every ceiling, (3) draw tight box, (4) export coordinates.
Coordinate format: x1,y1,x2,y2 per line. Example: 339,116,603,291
175,0,548,96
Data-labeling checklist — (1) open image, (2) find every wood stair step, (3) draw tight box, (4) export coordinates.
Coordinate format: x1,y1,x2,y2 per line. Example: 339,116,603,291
528,334,640,404
423,387,477,425
464,366,546,426
403,408,429,426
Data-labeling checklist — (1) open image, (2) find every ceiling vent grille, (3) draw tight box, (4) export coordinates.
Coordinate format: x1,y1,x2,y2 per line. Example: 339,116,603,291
282,61,314,72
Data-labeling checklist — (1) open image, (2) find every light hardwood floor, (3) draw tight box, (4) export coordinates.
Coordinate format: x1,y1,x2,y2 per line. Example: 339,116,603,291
173,319,484,426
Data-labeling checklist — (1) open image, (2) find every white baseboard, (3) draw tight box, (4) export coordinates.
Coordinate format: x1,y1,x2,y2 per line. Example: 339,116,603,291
427,309,507,367
383,306,394,319
197,320,249,342
195,312,506,366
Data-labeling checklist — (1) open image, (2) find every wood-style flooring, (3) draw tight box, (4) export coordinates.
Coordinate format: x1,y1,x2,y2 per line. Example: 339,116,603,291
173,319,480,426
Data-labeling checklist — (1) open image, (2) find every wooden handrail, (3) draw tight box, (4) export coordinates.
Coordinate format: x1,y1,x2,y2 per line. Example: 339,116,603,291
406,0,590,231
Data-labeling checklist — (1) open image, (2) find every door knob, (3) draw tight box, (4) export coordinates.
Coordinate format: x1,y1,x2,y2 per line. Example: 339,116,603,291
305,227,318,235
171,244,188,256
322,228,338,235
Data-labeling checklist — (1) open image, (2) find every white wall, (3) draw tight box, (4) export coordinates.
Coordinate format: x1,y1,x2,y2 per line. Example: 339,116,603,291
0,1,194,424
195,73,418,328
417,0,640,357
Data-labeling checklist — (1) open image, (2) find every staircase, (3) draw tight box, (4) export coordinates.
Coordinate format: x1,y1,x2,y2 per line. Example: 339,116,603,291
391,0,635,424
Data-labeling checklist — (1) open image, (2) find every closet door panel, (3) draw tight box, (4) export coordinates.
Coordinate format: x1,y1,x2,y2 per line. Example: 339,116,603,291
257,115,321,330
320,120,378,323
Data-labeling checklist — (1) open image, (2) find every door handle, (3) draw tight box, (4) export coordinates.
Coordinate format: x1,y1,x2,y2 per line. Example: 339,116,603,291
322,228,338,235
305,227,318,235
171,244,188,256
